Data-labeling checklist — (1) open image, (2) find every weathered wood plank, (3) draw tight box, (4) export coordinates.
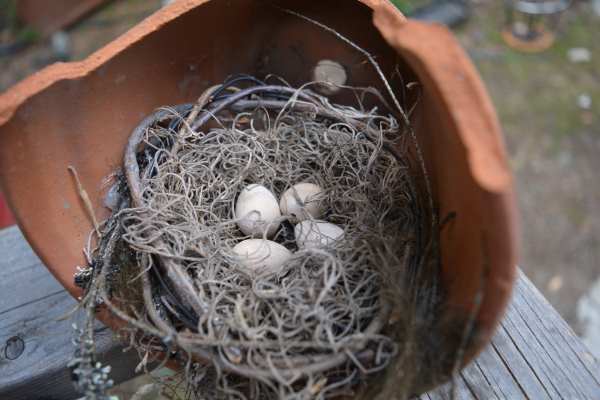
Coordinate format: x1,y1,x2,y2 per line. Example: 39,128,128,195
0,296,142,400
0,226,64,314
426,377,476,400
516,272,600,389
471,345,526,399
0,227,141,400
1,226,599,400
512,279,594,398
488,325,551,399
459,361,498,399
501,275,595,399
500,303,572,397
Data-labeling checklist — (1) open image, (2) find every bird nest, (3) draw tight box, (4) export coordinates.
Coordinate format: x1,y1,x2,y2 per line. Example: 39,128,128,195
71,70,446,400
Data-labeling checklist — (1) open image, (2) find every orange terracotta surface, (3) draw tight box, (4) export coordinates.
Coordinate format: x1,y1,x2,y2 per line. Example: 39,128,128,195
0,192,15,228
0,0,518,389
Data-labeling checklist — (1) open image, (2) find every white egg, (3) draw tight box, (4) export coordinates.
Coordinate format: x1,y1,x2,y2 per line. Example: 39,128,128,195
279,183,324,221
232,239,292,275
313,59,347,95
295,221,345,249
235,184,281,237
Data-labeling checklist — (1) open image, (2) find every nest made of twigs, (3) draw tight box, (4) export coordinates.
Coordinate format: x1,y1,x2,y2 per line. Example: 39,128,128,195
72,71,446,400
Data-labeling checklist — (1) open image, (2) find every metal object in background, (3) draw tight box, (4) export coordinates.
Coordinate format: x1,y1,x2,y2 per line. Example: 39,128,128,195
410,0,471,27
503,0,572,52
50,31,72,62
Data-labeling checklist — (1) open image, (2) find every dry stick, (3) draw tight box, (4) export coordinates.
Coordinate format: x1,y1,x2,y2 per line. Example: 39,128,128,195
230,99,402,157
172,84,221,155
87,208,176,347
92,215,186,344
68,166,101,237
276,5,436,229
138,258,218,373
176,301,392,377
121,107,309,383
184,85,221,130
190,85,318,131
124,107,207,318
274,7,409,123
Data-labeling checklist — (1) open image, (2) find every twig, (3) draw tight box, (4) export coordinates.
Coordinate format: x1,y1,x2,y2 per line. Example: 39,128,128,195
68,166,100,237
82,77,437,399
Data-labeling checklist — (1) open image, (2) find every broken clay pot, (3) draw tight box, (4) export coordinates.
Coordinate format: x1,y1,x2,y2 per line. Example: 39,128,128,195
0,192,14,228
0,0,518,393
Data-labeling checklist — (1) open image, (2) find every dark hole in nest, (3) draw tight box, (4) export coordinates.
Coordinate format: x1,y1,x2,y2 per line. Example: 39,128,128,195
71,71,478,400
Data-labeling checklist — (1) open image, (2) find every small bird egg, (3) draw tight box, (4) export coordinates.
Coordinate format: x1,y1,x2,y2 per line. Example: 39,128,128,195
280,183,324,221
313,59,347,95
232,239,292,275
295,221,345,249
236,184,281,237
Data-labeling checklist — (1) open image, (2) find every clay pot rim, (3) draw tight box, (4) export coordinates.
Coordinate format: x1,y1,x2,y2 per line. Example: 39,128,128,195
0,0,403,126
0,0,511,194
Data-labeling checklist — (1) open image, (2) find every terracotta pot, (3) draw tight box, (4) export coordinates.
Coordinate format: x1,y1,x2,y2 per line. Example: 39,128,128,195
0,0,518,393
0,192,14,228
16,0,111,37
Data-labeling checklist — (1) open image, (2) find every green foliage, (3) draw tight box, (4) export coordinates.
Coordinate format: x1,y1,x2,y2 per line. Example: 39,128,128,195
463,2,600,141
0,0,40,46
16,26,39,43
390,0,414,14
